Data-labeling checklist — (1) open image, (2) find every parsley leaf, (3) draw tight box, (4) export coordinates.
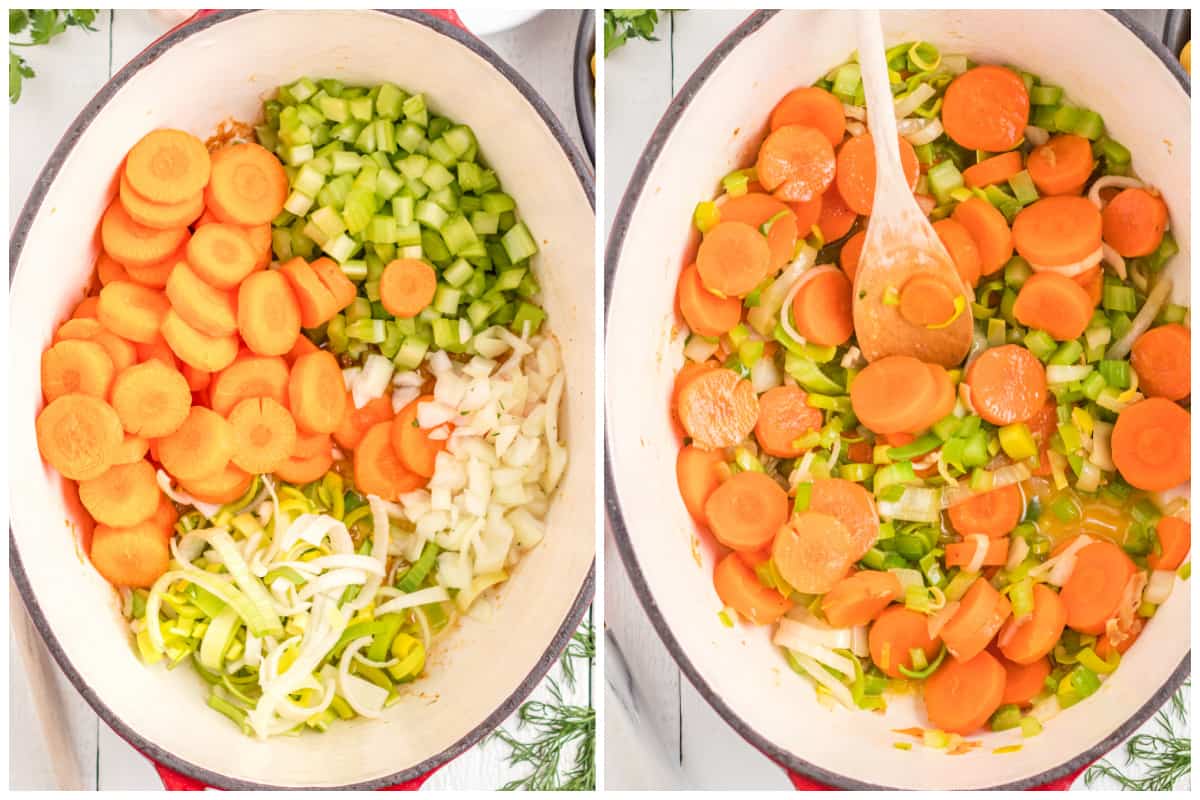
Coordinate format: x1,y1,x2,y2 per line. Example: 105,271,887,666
9,9,98,104
604,10,665,56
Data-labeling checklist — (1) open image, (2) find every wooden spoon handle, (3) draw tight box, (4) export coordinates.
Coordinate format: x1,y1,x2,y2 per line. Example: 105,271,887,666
856,10,909,208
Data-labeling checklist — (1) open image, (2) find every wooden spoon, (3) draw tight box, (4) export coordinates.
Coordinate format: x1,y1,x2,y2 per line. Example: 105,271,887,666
850,10,974,367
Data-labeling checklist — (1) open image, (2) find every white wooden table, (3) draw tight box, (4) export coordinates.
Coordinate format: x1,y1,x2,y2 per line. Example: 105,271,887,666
603,9,1188,791
8,9,593,790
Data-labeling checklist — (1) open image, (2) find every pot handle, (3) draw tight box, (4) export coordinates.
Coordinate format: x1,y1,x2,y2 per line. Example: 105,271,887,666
784,761,1090,791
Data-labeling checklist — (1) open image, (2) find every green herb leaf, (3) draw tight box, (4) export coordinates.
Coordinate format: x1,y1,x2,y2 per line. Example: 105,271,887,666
10,9,98,104
1085,680,1190,791
604,10,663,56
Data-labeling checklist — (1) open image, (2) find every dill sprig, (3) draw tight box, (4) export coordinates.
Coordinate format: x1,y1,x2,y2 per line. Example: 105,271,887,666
1085,680,1190,791
493,619,595,790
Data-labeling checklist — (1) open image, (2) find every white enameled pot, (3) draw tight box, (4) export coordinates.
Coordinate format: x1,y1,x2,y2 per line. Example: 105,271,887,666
606,10,1189,790
10,9,594,790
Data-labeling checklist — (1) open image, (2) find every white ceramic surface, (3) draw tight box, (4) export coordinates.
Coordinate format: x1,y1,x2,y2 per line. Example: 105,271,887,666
606,9,1189,790
10,9,594,789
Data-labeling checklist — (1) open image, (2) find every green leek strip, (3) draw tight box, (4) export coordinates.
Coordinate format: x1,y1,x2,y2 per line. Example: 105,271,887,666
455,570,508,613
998,423,1038,461
897,645,946,679
1056,664,1101,708
198,607,242,672
886,434,941,461
990,703,1022,731
204,531,284,637
396,541,440,592
793,482,813,514
1075,646,1119,675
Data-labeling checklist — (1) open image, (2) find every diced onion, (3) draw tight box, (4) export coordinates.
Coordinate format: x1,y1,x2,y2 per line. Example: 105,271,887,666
965,534,991,574
842,103,866,120
1088,175,1145,209
1028,246,1103,278
790,651,855,709
845,120,866,137
894,83,936,119
1108,277,1172,359
750,352,783,393
1006,536,1030,572
1101,242,1127,280
683,336,719,362
776,612,854,651
352,354,394,408
904,117,944,146
1024,125,1050,146
1144,570,1175,605
1029,534,1094,586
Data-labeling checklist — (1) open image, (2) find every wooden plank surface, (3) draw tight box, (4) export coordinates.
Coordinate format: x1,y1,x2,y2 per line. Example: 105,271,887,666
9,9,593,791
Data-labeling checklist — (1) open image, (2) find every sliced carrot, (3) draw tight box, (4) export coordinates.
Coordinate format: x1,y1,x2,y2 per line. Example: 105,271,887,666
119,170,204,230
869,606,941,678
791,268,853,346
279,257,341,327
816,181,857,241
821,570,902,627
228,397,297,475
923,649,1007,734
178,462,253,504
704,471,788,551
962,151,1024,190
965,344,1047,425
147,493,178,538
678,263,741,338
124,128,211,204
999,583,1067,664
1111,397,1190,491
161,309,239,372
97,252,131,285
672,361,714,426
58,317,104,345
945,537,1010,568
1149,516,1190,571
676,367,759,450
244,223,273,269
285,333,321,365
100,200,188,270
353,420,424,500
334,394,394,451
786,194,823,239
309,256,359,312
948,484,1023,539
237,270,301,357
187,223,258,289
915,363,956,432
846,438,873,464
772,511,855,593
718,193,798,275
204,142,288,225
112,434,150,465
73,295,101,319
839,229,866,282
1026,134,1095,196
999,654,1051,706
1013,271,1094,342
756,124,836,203
288,350,347,434
713,551,793,626
124,239,187,289
849,355,936,435
110,360,192,438
941,65,1030,151
41,339,114,402
78,459,159,527
940,577,1012,662
89,521,170,588
1102,187,1169,258
378,258,440,319
96,281,170,344
182,363,211,393
676,445,726,526
1060,540,1137,634
898,273,959,329
769,86,846,145
165,262,238,337
695,221,772,298
157,406,236,482
1075,266,1104,308
36,394,124,480
390,394,449,478
951,197,1013,275
1012,195,1102,267
210,353,290,417
273,432,334,485
135,334,177,368
753,385,822,458
808,478,880,562
932,218,982,288
835,132,919,216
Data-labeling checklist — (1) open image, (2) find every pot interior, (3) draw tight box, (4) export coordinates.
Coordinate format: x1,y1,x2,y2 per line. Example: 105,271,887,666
11,9,594,788
606,9,1188,789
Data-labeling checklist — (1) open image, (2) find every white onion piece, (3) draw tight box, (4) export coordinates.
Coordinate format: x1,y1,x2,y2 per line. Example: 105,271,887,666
845,120,866,137
1028,246,1103,278
352,354,394,409
1144,570,1176,605
851,626,870,658
965,534,991,574
842,103,866,120
1006,536,1030,571
904,117,944,147
897,117,927,136
776,612,854,651
889,568,924,592
1088,175,1145,208
941,462,1031,508
750,353,783,393
927,601,960,640
840,346,864,369
781,640,857,679
1100,242,1128,280
683,336,719,363
790,651,855,709
894,83,936,119
337,637,387,718
1024,125,1050,146
1116,571,1147,634
155,470,222,519
1029,534,1094,585
1108,277,1172,359
781,265,839,345
374,585,452,615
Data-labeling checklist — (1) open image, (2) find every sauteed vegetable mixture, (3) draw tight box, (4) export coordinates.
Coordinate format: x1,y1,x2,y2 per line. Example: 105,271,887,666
674,42,1190,743
37,78,566,737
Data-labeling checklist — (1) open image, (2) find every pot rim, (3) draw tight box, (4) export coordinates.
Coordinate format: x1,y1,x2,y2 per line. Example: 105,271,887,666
9,8,595,790
603,8,1189,789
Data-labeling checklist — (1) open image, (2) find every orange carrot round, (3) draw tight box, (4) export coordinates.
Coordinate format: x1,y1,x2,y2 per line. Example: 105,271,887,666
288,350,346,435
916,363,956,433
999,583,1067,664
210,354,289,417
719,193,798,275
166,262,238,337
1026,134,1095,196
849,355,937,434
379,258,438,319
932,217,982,288
756,124,836,203
772,511,855,594
178,462,253,504
677,263,741,338
1102,187,1169,258
945,537,1009,568
113,434,150,465
1111,397,1190,491
187,223,258,289
182,364,211,393
124,128,211,204
786,194,823,239
1013,271,1094,341
1012,195,1102,267
821,570,901,627
791,268,853,346
753,385,822,458
36,394,124,480
390,395,450,478
948,483,1022,539
157,406,236,482
1149,516,1191,571
898,273,959,329
835,132,920,216
160,309,239,372
227,396,298,475
965,344,1047,425
273,431,334,485
951,197,1013,275
354,420,424,500
1075,266,1103,307
962,151,1024,190
924,649,1006,734
999,654,1051,706
1131,323,1190,402
713,552,793,625
237,270,301,357
677,367,759,450
110,360,192,438
808,478,880,562
146,493,178,537
839,229,866,282
940,577,1012,662
89,521,170,587
334,394,394,451
1060,540,1137,635
78,459,160,527
123,240,186,289
97,252,131,285
279,257,341,327
97,281,170,344
119,170,204,230
41,339,114,402
869,606,941,678
676,445,726,526
285,333,321,365
941,65,1030,151
769,86,846,145
100,200,188,270
816,181,857,241
135,334,178,368
695,221,772,298
703,470,788,552
73,296,101,319
309,256,359,312
204,142,288,225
